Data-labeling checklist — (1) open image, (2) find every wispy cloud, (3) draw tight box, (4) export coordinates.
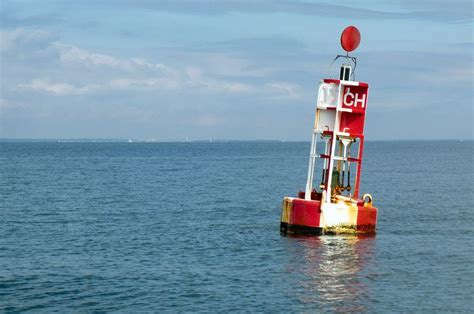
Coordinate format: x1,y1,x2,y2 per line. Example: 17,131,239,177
112,0,472,23
264,82,303,98
0,28,56,52
18,79,91,95
56,44,171,72
1,0,472,140
4,28,303,99
0,98,10,110
0,12,63,27
413,66,474,86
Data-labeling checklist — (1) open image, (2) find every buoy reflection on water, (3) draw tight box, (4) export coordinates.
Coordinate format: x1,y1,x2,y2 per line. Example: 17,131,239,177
283,234,376,311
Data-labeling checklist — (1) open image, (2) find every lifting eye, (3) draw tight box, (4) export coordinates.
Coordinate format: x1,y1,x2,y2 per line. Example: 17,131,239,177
362,193,373,206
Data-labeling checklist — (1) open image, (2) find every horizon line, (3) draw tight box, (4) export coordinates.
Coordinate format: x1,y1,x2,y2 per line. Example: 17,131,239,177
0,138,472,143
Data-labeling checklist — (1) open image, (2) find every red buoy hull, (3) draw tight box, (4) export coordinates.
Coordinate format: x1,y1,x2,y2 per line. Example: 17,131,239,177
281,196,377,235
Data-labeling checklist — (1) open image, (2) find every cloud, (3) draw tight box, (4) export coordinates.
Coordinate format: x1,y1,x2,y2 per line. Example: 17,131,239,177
193,114,223,127
0,98,10,110
112,0,472,23
17,75,299,97
0,28,56,52
0,12,63,27
183,66,257,93
18,79,97,95
1,21,471,140
390,0,473,23
17,77,181,95
56,44,171,72
2,28,302,98
414,66,474,86
108,78,180,91
264,81,303,98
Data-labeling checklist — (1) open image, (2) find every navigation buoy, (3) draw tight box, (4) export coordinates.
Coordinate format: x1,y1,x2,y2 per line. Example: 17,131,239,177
280,26,378,235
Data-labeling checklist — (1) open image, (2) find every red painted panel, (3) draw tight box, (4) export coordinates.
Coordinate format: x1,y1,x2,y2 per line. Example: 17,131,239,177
322,79,369,87
340,112,365,135
323,79,340,84
297,190,322,200
290,199,321,227
342,85,368,111
356,206,377,232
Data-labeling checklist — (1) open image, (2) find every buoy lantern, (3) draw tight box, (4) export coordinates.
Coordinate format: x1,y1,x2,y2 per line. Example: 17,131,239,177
280,26,378,235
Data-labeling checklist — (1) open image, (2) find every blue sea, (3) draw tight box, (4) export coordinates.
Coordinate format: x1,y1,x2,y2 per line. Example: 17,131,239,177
1,140,472,312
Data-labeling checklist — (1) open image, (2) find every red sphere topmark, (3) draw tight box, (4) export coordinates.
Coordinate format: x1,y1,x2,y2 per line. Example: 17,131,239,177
340,26,361,52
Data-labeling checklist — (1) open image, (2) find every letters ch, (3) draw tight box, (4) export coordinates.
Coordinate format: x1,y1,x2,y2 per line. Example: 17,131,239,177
343,87,366,108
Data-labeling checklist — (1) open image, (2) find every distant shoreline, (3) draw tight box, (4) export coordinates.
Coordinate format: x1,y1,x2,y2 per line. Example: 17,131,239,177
0,138,472,143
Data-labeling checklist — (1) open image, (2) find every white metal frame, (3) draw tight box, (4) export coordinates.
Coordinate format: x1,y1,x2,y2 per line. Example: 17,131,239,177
305,80,355,203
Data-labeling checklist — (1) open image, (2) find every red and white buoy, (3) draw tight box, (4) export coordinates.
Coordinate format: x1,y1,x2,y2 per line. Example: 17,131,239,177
280,26,378,235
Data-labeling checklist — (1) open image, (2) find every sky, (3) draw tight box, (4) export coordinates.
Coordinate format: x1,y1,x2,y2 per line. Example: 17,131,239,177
0,0,472,140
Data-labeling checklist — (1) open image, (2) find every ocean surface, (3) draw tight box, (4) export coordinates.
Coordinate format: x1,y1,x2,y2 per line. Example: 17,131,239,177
1,140,472,312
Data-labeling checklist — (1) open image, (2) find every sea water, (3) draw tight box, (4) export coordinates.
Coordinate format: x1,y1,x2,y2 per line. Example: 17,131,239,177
0,140,472,312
